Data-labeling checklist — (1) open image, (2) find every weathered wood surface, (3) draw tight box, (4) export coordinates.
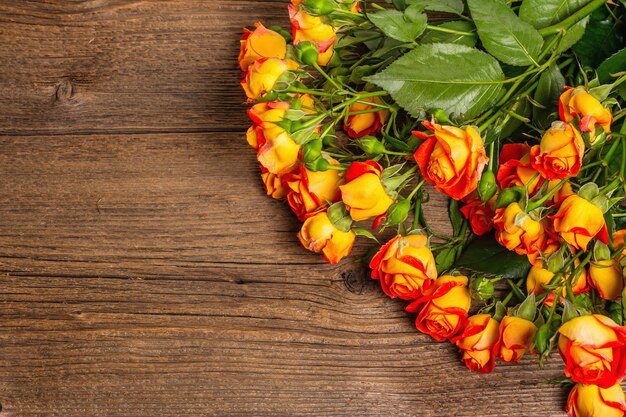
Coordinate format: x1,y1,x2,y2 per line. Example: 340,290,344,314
0,1,570,416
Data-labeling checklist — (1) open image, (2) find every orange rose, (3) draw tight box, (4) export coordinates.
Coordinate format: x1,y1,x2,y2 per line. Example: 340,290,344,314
413,120,489,200
289,2,336,65
495,316,537,363
526,263,588,306
369,234,437,300
298,211,356,264
241,58,299,101
560,86,613,134
460,194,495,236
530,121,585,180
551,194,609,251
406,275,471,342
238,23,287,72
282,162,343,221
496,143,544,195
260,167,287,200
452,314,499,373
343,96,389,138
566,383,626,417
558,314,626,388
493,202,543,257
613,229,626,260
589,259,624,301
339,161,394,221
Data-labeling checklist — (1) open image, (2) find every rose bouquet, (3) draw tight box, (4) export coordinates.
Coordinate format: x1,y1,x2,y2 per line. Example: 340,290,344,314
238,0,626,414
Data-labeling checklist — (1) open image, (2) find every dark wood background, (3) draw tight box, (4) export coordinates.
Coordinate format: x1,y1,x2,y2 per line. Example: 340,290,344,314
0,1,570,416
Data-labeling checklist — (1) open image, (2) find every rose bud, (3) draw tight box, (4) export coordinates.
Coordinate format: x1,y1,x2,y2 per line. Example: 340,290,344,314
559,86,613,134
495,315,537,363
294,41,320,66
356,136,386,157
566,383,626,417
589,259,624,301
238,23,287,72
289,2,337,65
297,210,356,264
406,275,471,342
343,96,389,139
241,58,299,100
451,314,500,373
369,234,437,300
530,121,585,180
477,168,497,204
413,120,489,201
300,0,337,16
339,161,394,221
471,277,495,300
526,263,588,307
460,194,495,236
551,194,609,251
260,167,287,200
282,161,343,221
496,143,544,195
493,202,543,257
558,314,626,388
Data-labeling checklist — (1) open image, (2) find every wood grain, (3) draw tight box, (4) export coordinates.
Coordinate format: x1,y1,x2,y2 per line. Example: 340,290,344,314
0,134,567,416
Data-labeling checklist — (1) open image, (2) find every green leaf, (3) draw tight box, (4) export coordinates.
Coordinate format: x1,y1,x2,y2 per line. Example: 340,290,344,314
519,0,593,29
533,63,566,130
454,234,532,279
468,0,544,66
449,199,462,236
352,227,379,242
406,0,464,14
421,21,477,47
555,16,589,53
365,43,505,119
598,48,626,87
572,8,625,68
368,7,427,43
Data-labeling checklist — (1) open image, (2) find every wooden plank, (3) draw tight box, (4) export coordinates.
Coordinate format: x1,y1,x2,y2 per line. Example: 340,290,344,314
0,133,567,416
0,0,290,134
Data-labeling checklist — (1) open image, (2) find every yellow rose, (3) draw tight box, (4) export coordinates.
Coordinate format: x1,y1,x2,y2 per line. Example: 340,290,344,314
530,121,585,180
343,96,389,138
282,161,343,221
551,194,609,251
495,316,537,363
297,211,356,264
289,2,336,66
241,58,299,101
452,314,500,373
369,234,437,300
406,275,471,342
339,160,394,221
559,86,613,134
566,383,626,417
493,202,543,256
589,259,624,301
238,22,287,72
526,263,588,306
558,314,626,388
260,168,287,200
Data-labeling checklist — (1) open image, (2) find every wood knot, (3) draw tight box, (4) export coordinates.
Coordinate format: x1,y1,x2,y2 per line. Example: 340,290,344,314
340,267,366,295
54,78,74,102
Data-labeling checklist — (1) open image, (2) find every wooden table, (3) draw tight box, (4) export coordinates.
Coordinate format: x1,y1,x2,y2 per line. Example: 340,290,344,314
0,1,568,416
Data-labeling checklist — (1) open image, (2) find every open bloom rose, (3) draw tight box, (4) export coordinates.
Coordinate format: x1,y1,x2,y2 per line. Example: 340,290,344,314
339,161,394,221
589,259,624,301
413,121,489,200
460,194,495,236
343,96,389,138
566,383,626,417
241,58,299,100
260,167,287,200
530,121,585,180
527,263,588,306
238,23,287,72
289,2,336,65
369,234,437,300
298,211,356,264
282,162,343,221
495,316,537,363
493,202,543,256
496,143,544,195
406,275,471,342
551,194,609,251
558,314,626,388
452,314,499,373
560,86,613,134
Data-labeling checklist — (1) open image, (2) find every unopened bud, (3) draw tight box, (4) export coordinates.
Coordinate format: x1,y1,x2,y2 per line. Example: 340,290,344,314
302,0,337,15
477,169,497,203
385,198,410,226
471,277,495,301
357,136,386,156
295,41,320,66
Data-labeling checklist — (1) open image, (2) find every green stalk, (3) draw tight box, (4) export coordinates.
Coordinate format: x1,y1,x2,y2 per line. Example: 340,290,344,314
538,0,607,36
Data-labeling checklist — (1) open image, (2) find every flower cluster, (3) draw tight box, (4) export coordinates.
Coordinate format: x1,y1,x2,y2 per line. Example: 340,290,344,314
238,0,626,415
